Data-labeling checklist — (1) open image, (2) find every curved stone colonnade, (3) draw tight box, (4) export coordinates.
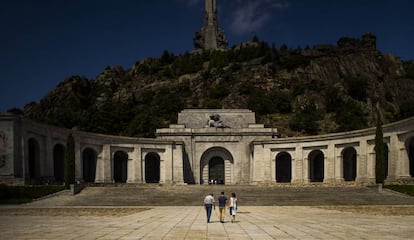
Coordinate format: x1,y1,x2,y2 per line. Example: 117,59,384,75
251,116,414,185
0,110,413,185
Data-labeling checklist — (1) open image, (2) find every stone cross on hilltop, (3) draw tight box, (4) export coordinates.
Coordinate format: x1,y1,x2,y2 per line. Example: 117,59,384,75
194,0,228,51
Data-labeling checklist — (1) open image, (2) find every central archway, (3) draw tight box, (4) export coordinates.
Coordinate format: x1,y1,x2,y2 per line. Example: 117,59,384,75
200,147,233,184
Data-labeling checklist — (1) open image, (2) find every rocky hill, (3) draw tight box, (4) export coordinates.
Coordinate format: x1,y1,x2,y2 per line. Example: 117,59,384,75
18,33,414,137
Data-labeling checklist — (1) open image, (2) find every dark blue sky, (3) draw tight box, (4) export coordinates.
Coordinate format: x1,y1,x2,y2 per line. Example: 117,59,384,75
1,0,413,111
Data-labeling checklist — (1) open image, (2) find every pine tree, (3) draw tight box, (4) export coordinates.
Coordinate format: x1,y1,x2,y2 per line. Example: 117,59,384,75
64,132,75,187
375,111,386,184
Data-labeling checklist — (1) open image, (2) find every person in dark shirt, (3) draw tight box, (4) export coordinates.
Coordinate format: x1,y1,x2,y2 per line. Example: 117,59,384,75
218,191,227,223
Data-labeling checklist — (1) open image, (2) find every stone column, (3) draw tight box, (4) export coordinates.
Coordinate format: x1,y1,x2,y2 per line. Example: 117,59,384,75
291,152,296,183
141,152,146,183
263,147,272,184
324,144,335,183
128,146,142,183
74,141,81,180
271,151,276,183
387,133,399,181
172,143,184,184
292,147,304,183
255,144,266,184
357,140,370,183
45,136,53,178
160,155,165,184
303,156,309,183
397,136,411,179
94,148,104,183
334,153,344,183
104,145,112,183
162,146,172,184
366,142,376,183
126,150,133,183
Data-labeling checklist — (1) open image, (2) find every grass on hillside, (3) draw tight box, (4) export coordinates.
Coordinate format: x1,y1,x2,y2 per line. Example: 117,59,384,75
0,184,67,204
384,185,414,196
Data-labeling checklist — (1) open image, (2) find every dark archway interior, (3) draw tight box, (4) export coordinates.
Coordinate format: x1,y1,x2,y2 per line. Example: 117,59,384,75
145,153,160,183
28,138,40,179
309,150,324,182
114,151,128,183
385,144,389,178
408,139,414,177
209,157,224,184
83,148,97,183
343,147,357,181
276,152,292,183
53,144,65,182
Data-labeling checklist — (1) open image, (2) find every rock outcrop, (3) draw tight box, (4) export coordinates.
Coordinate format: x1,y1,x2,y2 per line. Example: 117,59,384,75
21,33,414,137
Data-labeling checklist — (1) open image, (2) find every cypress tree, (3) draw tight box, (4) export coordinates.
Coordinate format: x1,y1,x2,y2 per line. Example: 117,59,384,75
375,111,386,184
64,132,75,187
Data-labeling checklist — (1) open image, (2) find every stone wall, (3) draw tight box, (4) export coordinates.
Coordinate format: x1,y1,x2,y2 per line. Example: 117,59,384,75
0,110,413,186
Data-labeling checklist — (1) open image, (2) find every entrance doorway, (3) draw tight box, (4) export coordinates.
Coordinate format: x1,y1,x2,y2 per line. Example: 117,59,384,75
113,151,128,183
82,148,97,183
53,144,65,182
276,152,292,183
309,150,324,182
28,138,40,179
342,147,357,181
145,153,160,183
200,147,233,184
209,157,224,184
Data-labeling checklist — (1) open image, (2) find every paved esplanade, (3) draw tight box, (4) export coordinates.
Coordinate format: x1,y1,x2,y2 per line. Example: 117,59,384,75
1,205,414,239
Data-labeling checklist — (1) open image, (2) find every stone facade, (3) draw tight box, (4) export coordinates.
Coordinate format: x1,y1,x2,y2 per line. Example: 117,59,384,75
0,109,413,186
194,0,228,51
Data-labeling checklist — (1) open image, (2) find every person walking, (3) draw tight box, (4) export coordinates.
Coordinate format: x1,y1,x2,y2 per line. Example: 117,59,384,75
218,191,227,223
203,193,215,223
229,192,237,223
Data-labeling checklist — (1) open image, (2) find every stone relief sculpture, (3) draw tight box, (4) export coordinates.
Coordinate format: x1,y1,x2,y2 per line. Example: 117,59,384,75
206,114,230,128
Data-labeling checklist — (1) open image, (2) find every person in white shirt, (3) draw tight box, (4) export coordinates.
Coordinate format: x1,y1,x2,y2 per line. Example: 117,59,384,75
229,192,237,223
203,193,215,223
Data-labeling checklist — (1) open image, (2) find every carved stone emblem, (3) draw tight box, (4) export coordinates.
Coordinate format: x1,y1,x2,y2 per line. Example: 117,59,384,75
206,114,230,128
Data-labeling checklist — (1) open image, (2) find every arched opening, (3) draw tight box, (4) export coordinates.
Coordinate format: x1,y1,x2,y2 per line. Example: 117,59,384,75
53,144,65,183
200,147,233,185
82,148,97,183
208,157,224,184
28,138,40,179
113,151,128,183
145,153,160,183
406,137,414,177
276,152,292,183
342,147,357,181
309,150,324,182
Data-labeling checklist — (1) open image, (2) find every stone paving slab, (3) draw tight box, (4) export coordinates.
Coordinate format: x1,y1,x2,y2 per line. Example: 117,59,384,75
1,205,414,239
